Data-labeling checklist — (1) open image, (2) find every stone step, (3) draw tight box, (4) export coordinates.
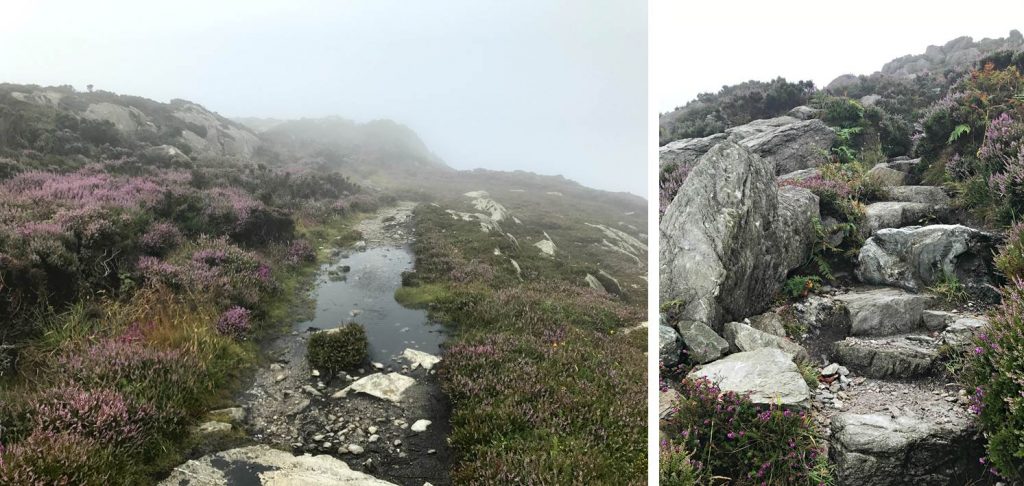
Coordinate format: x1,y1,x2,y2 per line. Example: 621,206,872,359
829,382,986,485
831,334,939,379
861,201,948,236
833,288,935,337
886,185,952,205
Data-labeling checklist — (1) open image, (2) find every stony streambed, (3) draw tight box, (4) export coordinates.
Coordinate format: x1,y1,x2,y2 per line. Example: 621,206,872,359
162,203,452,486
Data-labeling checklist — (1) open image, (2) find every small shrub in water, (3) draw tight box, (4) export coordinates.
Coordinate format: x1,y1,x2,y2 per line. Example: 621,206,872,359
307,323,368,374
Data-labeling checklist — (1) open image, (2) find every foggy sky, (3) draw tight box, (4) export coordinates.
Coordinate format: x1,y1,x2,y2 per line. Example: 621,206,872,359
0,0,647,197
654,0,1024,113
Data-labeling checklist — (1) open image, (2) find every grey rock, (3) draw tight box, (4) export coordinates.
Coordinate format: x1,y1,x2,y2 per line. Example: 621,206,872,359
739,119,836,175
747,311,788,337
857,225,998,297
659,387,681,419
687,348,810,406
660,142,819,330
941,317,988,348
922,310,957,332
867,166,907,187
659,324,683,367
723,321,808,362
793,295,849,334
887,186,951,206
777,167,821,182
677,321,729,364
787,105,821,120
834,289,933,336
725,115,802,140
862,202,944,236
159,445,396,485
209,407,246,424
195,421,232,435
658,133,727,185
830,413,985,485
832,337,938,379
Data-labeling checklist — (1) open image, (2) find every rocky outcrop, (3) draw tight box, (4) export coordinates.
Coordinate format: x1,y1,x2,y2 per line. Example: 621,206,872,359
878,30,1024,79
660,141,819,331
159,445,397,485
687,348,810,406
830,413,986,485
857,225,999,297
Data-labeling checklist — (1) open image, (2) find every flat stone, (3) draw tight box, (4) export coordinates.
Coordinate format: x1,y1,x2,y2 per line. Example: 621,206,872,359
159,445,396,485
333,373,415,403
922,310,957,332
410,419,431,432
722,321,808,362
194,421,232,435
834,289,933,336
867,166,907,187
830,412,985,485
862,202,943,236
687,348,810,406
402,348,441,370
941,317,988,347
209,407,246,423
887,186,951,205
832,337,938,379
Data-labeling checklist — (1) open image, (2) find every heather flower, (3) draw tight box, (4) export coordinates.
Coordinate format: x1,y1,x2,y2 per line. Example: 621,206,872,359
285,239,316,265
216,306,252,338
141,222,183,254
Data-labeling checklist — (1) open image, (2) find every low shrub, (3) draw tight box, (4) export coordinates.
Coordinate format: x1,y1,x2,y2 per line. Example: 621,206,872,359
961,277,1024,480
439,327,646,484
995,222,1024,280
660,440,699,486
0,430,125,485
216,306,252,339
285,239,317,265
662,377,831,485
307,323,368,374
140,221,182,255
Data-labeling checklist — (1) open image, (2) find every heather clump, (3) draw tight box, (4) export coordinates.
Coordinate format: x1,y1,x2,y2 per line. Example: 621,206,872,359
216,306,252,339
962,233,1024,480
662,377,832,485
141,221,183,255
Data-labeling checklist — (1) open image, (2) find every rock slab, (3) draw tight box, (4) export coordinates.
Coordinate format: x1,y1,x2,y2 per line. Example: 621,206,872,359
159,445,397,485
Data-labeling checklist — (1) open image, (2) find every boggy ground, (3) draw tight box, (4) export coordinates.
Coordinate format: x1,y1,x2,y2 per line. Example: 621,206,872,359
236,204,452,486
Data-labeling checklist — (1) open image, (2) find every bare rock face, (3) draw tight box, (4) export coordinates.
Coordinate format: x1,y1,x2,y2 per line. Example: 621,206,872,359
738,119,836,175
830,412,986,485
660,141,819,331
857,225,999,298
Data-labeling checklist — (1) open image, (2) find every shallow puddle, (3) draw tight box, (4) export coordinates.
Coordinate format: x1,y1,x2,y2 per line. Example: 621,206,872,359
295,245,444,365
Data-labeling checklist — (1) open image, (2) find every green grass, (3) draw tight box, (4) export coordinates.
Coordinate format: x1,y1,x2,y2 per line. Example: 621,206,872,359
394,283,451,308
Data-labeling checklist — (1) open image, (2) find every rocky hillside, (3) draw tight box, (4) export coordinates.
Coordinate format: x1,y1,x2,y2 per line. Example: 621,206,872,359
660,32,1024,485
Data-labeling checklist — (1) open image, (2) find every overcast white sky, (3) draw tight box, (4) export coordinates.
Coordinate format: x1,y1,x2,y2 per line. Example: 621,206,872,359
0,0,647,196
653,0,1024,113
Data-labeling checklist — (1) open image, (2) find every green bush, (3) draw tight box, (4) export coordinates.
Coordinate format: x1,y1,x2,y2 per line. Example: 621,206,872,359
995,222,1024,280
307,323,368,374
660,441,698,485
